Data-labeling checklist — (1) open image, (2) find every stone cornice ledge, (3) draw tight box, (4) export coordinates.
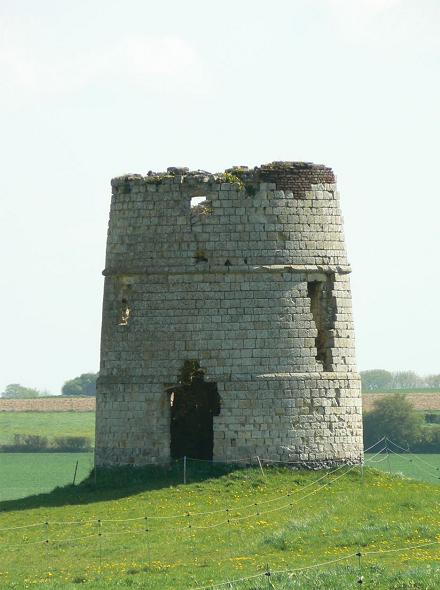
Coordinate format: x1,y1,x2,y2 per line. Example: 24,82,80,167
102,264,352,277
98,372,360,386
254,372,360,380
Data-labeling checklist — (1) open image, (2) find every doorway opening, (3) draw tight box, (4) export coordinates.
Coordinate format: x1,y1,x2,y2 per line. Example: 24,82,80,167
169,361,220,460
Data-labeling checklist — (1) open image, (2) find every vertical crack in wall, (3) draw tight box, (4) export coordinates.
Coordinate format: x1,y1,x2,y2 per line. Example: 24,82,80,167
307,274,336,371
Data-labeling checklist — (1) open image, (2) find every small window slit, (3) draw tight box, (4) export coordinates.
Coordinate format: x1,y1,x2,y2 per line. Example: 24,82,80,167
118,298,131,326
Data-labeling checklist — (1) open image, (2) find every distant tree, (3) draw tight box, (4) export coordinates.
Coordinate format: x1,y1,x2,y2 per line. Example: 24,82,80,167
61,373,98,397
363,394,423,448
391,371,424,389
1,383,40,399
425,374,440,388
360,370,393,392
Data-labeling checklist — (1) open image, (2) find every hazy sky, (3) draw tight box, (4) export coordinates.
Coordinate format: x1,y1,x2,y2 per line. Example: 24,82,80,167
0,0,439,394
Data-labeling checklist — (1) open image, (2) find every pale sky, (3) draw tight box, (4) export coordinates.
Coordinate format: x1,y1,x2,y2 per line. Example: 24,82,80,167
0,0,439,394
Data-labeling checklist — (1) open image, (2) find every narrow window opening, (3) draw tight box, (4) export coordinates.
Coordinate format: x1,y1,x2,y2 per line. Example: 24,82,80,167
307,275,336,371
169,360,220,460
190,196,207,208
190,196,213,215
118,298,131,326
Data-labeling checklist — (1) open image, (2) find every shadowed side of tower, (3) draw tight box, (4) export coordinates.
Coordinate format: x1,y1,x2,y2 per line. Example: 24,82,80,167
95,162,363,466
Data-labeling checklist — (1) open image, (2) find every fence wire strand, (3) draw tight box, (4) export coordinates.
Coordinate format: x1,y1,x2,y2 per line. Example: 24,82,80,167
0,448,385,533
190,539,440,590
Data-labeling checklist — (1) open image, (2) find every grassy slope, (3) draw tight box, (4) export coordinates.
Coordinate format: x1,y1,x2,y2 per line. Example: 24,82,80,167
1,465,440,589
0,412,95,445
0,453,94,501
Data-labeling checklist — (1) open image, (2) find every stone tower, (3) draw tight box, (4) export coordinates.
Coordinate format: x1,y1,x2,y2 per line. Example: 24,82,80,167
95,162,363,466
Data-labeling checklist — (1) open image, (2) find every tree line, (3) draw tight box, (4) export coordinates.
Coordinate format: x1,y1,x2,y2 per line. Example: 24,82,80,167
3,370,439,398
361,370,440,392
363,394,440,452
0,373,98,398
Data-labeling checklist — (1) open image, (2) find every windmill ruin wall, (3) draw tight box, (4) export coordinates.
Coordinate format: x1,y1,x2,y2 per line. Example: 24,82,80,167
95,162,363,466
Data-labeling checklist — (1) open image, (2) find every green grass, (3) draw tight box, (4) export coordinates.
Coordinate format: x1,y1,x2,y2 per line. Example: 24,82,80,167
365,452,440,484
1,462,440,589
0,453,94,501
0,412,95,446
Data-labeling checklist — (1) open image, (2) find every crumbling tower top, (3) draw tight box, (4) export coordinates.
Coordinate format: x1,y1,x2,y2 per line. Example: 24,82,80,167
105,161,348,276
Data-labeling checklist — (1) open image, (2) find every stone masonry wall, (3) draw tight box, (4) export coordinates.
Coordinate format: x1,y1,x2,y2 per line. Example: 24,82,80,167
96,162,363,466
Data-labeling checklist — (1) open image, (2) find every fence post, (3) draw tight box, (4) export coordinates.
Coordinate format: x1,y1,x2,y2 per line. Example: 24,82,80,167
93,452,98,488
256,456,266,478
356,551,364,584
385,437,392,474
145,516,151,568
72,460,79,485
265,564,271,589
44,521,49,569
97,519,102,569
183,456,187,485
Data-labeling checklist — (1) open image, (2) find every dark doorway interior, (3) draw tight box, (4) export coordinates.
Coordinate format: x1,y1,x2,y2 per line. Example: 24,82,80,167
169,361,220,460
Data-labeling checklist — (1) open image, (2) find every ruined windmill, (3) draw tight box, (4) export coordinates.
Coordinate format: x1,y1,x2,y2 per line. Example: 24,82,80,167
95,162,363,467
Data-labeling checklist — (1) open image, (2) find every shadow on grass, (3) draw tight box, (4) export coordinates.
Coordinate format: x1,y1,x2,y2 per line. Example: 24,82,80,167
0,460,242,513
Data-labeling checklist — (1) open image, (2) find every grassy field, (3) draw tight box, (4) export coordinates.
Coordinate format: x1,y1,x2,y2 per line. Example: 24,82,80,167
1,462,440,589
365,451,440,484
0,411,95,445
0,453,94,501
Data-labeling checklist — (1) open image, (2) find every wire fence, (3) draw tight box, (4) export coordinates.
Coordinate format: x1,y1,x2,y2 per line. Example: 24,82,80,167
1,438,440,587
189,539,440,590
0,439,385,532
